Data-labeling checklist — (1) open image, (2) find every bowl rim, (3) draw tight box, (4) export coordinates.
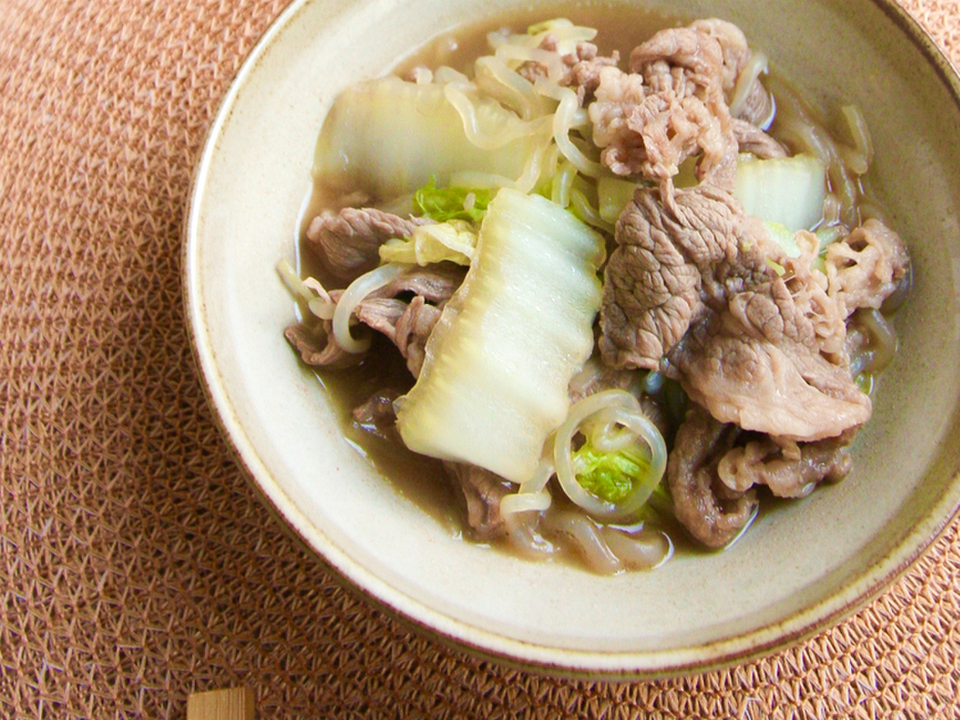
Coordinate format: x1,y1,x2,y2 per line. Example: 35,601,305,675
182,0,960,678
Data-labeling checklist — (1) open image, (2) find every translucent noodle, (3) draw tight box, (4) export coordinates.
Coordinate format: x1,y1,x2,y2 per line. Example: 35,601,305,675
857,199,893,227
570,107,590,130
500,457,556,520
601,526,671,570
332,263,405,353
850,308,898,375
729,51,768,118
770,78,873,228
570,188,614,234
500,489,552,515
277,259,314,304
820,193,842,227
837,104,873,175
475,56,544,120
527,21,596,49
540,510,623,574
551,159,576,207
553,390,667,520
535,511,671,574
433,66,469,84
502,513,556,559
410,66,433,85
443,83,552,150
538,143,562,190
537,81,607,177
584,419,638,453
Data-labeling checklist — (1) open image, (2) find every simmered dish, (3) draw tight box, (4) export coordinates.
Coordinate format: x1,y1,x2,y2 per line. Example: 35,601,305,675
280,16,911,574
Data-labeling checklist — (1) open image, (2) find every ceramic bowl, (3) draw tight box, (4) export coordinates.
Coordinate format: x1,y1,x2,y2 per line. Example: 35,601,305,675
184,0,960,677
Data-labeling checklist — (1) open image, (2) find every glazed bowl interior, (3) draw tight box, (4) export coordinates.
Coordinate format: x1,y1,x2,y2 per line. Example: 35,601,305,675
185,0,960,675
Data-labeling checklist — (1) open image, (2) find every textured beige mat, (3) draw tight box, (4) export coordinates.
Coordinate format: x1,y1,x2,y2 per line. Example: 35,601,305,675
0,0,957,717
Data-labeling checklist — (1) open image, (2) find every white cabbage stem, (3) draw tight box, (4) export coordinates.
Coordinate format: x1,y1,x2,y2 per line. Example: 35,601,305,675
450,133,550,193
332,263,405,353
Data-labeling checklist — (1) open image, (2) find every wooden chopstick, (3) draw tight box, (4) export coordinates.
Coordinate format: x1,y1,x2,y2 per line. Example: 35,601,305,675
186,687,255,720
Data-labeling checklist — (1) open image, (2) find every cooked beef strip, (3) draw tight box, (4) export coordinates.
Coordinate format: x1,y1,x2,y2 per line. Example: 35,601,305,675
667,404,758,548
690,19,773,128
717,430,854,498
670,404,855,545
375,262,466,305
669,276,871,442
305,207,432,281
590,23,736,186
352,388,403,441
688,19,750,92
284,263,465,372
824,219,910,318
355,296,443,377
599,184,770,370
588,19,782,196
283,320,356,369
603,180,873,441
731,118,785,159
560,42,620,103
442,461,513,541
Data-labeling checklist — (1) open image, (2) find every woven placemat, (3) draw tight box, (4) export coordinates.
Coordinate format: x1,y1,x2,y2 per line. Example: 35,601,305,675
0,0,957,717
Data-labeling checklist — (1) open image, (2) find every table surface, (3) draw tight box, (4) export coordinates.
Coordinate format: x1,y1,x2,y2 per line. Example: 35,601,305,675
1,0,957,717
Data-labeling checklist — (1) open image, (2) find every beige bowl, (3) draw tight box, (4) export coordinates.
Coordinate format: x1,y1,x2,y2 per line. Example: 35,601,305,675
184,0,960,676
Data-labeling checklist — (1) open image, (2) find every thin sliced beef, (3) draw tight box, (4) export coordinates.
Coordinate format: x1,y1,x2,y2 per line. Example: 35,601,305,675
352,264,465,375
690,19,773,128
355,296,443,377
376,262,466,304
560,42,620,103
781,233,849,360
670,280,872,441
352,388,402,441
599,184,770,370
590,24,736,185
442,462,512,541
603,176,872,442
284,320,356,369
824,219,910,317
670,405,854,546
717,431,854,498
731,118,785,159
589,20,778,192
667,404,758,548
285,263,465,373
305,207,431,281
